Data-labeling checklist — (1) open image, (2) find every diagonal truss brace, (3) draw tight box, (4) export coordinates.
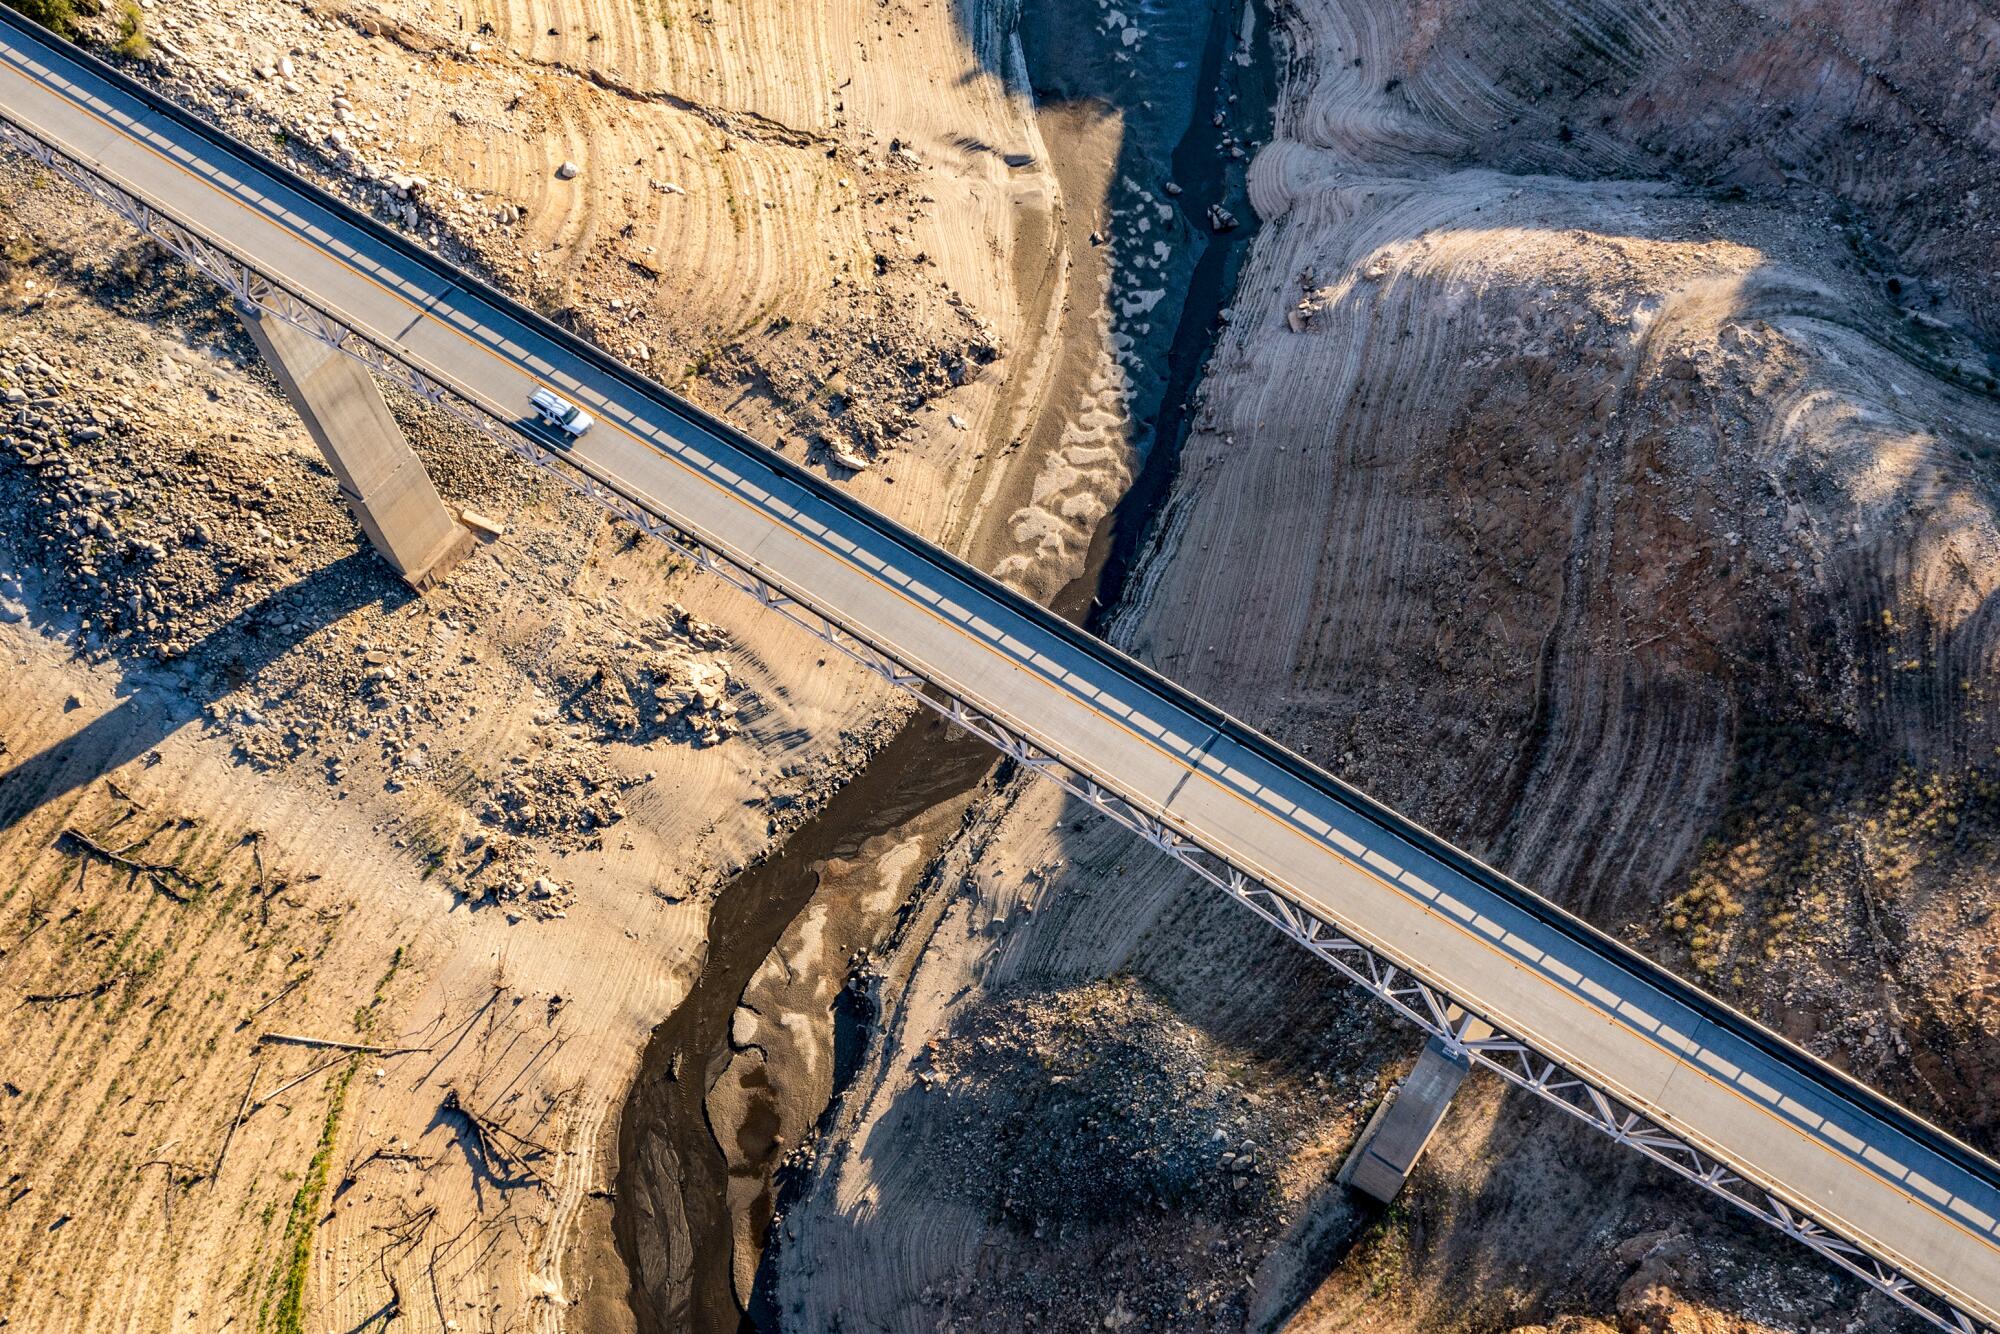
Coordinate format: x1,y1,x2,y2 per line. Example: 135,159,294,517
1,112,1991,1334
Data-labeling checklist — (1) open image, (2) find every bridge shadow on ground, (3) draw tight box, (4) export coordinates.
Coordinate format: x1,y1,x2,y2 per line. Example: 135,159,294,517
0,550,403,836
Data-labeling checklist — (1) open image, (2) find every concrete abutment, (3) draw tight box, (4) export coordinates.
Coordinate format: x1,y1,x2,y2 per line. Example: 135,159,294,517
1339,1029,1480,1204
237,303,473,589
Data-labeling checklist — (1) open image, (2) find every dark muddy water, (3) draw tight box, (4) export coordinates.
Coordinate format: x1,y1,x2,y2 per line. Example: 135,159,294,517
612,709,997,1333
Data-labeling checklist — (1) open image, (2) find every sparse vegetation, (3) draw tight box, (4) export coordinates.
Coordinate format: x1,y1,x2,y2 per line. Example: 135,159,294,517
1662,719,2000,988
2,0,78,38
258,1061,356,1334
0,230,36,290
1357,1198,1411,1301
110,0,148,58
354,943,407,1035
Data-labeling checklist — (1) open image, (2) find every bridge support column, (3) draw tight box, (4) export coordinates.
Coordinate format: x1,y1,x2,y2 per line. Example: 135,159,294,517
1339,1031,1477,1203
237,303,473,590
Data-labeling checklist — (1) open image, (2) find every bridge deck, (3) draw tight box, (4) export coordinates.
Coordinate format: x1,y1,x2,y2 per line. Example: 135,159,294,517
2,13,1996,1326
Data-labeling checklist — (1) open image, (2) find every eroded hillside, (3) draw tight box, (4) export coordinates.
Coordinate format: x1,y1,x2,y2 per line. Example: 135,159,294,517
776,0,2000,1330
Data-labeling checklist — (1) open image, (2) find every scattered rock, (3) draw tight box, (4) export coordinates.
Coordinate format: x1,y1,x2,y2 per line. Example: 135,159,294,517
459,508,505,539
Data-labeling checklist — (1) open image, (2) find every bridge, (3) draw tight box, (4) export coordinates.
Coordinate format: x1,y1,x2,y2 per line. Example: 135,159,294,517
1,11,1996,1330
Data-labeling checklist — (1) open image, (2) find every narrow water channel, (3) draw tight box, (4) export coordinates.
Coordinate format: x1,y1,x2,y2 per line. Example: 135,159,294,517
613,710,997,1333
613,2,1277,1329
1081,0,1279,632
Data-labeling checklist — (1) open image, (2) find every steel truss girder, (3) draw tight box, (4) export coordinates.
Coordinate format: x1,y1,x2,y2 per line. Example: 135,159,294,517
2,114,1990,1334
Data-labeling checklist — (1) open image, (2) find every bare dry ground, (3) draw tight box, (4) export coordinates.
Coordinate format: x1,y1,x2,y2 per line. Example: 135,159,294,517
776,0,2000,1330
0,0,1129,1326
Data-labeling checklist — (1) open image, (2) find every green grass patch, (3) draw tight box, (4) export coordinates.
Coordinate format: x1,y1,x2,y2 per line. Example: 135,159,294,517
111,0,149,57
258,1060,356,1333
353,943,408,1035
1358,1197,1410,1300
257,943,402,1328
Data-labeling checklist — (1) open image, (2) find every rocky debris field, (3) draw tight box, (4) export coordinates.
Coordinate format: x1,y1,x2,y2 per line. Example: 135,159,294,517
0,211,533,662
0,329,387,659
0,286,633,899
0,174,774,905
901,976,1347,1332
919,979,1286,1230
721,283,1003,472
769,799,1420,1334
546,601,742,746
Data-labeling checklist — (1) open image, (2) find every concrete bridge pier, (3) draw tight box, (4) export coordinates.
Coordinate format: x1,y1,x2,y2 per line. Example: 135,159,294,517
1339,1026,1482,1204
237,303,473,590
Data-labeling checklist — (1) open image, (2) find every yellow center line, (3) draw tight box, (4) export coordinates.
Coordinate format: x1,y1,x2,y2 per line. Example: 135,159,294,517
8,43,1996,1301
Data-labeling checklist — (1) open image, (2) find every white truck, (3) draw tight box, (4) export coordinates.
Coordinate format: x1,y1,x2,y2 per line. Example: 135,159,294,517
530,387,595,439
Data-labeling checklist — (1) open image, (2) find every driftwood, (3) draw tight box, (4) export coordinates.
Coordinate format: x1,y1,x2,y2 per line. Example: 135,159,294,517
209,1056,263,1190
244,831,291,929
22,970,125,1005
140,1158,204,1230
257,1032,427,1055
380,1266,403,1327
369,1202,436,1250
441,1088,551,1191
427,1240,449,1329
240,970,312,1026
253,1053,351,1109
342,1145,433,1205
58,825,202,903
418,987,506,1086
246,831,267,887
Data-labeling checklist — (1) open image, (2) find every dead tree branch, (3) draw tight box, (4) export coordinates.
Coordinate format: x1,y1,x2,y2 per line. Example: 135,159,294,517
257,1032,426,1055
209,1056,264,1189
22,970,126,1006
254,1053,352,1110
58,825,202,903
369,1202,436,1252
441,1088,551,1192
239,969,312,1028
140,1158,205,1231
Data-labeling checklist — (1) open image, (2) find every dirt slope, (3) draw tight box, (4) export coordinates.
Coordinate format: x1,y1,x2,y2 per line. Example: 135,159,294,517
775,0,2000,1329
0,0,1096,1323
